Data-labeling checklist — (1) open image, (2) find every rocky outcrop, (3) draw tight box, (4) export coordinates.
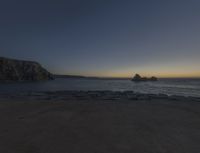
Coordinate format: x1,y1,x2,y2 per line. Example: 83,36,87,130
132,74,158,82
0,57,54,81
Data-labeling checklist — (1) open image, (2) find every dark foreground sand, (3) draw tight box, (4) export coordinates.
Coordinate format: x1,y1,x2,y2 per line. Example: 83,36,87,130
0,91,200,153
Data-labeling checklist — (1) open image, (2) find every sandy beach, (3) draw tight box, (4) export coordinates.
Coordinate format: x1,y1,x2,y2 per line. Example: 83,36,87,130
0,91,200,153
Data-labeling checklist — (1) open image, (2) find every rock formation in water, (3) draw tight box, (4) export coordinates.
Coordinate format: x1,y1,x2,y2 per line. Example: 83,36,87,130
0,57,54,81
132,74,158,82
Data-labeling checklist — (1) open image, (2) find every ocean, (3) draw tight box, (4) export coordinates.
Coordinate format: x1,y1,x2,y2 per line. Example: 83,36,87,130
0,78,200,97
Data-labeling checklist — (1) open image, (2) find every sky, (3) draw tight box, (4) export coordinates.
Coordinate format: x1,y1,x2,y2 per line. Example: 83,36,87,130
0,0,200,78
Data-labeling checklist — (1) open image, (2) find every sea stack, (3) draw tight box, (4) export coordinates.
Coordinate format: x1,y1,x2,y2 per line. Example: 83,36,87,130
131,74,158,82
0,57,54,81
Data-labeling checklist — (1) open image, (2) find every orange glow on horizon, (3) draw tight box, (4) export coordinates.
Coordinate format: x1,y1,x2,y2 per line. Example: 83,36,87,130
64,71,200,78
62,62,200,78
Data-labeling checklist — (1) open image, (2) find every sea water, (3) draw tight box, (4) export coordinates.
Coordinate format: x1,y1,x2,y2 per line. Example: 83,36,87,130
0,78,200,97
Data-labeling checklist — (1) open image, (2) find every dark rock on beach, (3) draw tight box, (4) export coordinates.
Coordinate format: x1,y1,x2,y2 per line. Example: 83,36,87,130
0,57,54,81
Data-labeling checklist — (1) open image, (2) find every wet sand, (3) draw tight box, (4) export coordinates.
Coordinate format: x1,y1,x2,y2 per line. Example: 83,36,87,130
0,91,200,153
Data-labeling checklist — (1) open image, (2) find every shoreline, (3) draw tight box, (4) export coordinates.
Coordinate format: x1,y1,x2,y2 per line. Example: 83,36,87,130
0,90,200,102
0,91,200,153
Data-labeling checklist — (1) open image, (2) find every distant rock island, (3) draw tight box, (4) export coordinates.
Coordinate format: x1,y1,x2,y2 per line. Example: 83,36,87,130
0,57,54,81
132,74,158,82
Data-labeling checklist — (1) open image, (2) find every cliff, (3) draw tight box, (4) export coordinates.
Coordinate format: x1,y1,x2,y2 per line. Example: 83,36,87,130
0,57,54,81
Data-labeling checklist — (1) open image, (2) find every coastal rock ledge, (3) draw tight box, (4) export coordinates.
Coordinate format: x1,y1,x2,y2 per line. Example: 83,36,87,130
0,57,54,81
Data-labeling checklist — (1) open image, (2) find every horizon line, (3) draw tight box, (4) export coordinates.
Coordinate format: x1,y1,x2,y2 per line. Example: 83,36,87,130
54,74,200,79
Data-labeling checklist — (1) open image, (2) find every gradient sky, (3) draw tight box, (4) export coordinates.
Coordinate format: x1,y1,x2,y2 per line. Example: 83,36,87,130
0,0,200,78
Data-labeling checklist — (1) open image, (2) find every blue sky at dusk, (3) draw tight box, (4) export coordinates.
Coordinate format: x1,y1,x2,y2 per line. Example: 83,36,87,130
1,0,200,77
